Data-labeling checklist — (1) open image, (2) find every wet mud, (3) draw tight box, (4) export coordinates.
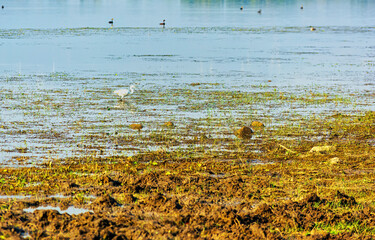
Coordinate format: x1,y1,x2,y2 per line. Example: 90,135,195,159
2,191,374,239
1,74,374,239
1,119,375,239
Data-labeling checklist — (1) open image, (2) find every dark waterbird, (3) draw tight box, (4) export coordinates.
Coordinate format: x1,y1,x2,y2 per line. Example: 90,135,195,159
160,19,165,27
240,6,243,11
257,9,262,14
1,5,4,9
300,4,304,9
109,18,113,24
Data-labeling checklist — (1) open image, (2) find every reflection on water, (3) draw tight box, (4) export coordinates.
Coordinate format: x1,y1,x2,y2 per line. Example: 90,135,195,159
24,206,93,215
113,99,138,112
0,195,33,199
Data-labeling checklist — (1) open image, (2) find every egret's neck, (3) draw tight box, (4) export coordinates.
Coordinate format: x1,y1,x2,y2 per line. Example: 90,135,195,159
130,86,135,94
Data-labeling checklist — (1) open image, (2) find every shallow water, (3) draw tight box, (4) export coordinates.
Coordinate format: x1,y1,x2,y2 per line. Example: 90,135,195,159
23,206,93,215
0,0,374,163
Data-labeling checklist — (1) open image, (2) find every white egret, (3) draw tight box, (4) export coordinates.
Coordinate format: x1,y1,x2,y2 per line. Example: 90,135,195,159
114,85,136,100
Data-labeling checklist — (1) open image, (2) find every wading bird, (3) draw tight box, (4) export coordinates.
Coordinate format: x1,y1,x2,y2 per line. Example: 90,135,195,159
114,85,135,100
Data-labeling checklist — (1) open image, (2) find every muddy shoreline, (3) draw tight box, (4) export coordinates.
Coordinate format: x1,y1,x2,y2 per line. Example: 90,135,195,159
1,73,375,239
1,110,375,239
1,2,375,238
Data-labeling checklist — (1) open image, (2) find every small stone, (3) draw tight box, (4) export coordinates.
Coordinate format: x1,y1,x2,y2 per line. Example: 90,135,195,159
235,126,253,139
164,121,174,127
129,123,143,131
251,121,265,127
329,157,340,164
309,145,336,154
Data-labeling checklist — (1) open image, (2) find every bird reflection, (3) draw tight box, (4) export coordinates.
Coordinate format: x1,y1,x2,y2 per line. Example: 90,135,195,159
114,99,137,112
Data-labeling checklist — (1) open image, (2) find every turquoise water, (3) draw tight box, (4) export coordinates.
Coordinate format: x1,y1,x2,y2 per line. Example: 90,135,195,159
0,0,374,163
0,0,374,81
1,0,374,28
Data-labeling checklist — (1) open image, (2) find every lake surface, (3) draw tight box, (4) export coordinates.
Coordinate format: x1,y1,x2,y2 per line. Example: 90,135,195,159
0,0,374,163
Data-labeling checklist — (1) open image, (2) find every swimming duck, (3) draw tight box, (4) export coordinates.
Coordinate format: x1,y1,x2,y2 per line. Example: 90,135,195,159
240,6,243,11
310,26,316,31
108,18,114,24
160,19,165,27
257,9,262,14
1,5,4,9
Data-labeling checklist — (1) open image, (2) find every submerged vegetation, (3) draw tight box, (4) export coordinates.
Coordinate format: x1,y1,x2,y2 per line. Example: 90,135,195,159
0,73,374,239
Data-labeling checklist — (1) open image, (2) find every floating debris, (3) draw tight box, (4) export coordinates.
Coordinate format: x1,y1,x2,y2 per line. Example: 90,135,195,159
164,121,174,127
235,126,253,139
129,123,143,131
251,121,265,128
